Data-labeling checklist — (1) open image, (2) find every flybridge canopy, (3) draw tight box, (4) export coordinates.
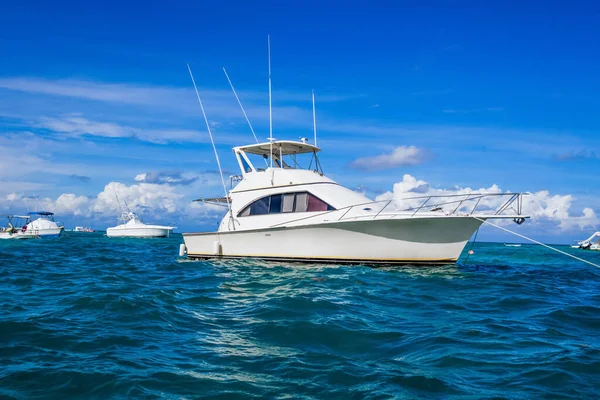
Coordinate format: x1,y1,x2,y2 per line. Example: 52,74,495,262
233,140,324,176
234,140,320,156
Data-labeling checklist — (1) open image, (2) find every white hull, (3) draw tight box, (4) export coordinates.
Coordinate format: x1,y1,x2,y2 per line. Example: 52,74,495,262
183,216,483,265
0,232,37,240
106,226,173,238
34,227,64,238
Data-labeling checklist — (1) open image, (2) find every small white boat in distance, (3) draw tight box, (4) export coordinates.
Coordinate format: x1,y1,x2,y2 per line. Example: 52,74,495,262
74,226,95,232
106,211,175,238
0,215,38,240
574,232,600,250
26,211,64,238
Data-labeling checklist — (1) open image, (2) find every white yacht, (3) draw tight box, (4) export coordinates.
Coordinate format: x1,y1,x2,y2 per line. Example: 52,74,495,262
574,231,600,250
25,211,64,238
0,215,38,240
181,140,529,265
106,211,175,238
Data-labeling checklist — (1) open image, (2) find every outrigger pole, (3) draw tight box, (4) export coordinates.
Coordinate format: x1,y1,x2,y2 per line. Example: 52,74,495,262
187,64,234,229
268,34,273,169
312,89,317,147
223,67,259,144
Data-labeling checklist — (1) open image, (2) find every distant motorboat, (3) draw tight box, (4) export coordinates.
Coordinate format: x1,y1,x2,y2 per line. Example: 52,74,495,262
26,211,64,238
74,226,95,232
575,232,600,250
106,211,175,238
504,244,522,247
0,215,38,240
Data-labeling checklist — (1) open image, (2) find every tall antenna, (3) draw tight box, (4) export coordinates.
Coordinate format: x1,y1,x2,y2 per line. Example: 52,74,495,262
223,67,259,144
22,193,30,212
187,63,233,227
312,89,317,147
35,196,46,212
112,186,122,212
268,34,273,169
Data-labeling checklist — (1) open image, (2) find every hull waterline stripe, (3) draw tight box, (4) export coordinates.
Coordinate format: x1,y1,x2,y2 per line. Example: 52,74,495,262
186,252,457,264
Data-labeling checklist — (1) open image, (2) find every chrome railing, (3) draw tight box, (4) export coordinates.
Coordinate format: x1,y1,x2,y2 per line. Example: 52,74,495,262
270,192,528,228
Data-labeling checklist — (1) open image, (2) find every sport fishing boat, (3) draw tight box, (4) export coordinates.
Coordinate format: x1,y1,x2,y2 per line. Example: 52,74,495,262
106,211,175,238
26,211,64,238
180,39,528,265
181,140,529,265
0,215,38,240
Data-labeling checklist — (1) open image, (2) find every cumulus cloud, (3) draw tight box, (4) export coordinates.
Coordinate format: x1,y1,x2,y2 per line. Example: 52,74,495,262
376,174,599,232
350,146,430,170
134,171,199,186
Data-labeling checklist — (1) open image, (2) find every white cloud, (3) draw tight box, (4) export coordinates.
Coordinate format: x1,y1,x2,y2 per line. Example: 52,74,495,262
376,174,599,232
351,146,430,170
134,171,199,186
35,115,210,144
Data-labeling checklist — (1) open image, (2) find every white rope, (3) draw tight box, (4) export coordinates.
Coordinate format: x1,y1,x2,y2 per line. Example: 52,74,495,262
472,216,600,269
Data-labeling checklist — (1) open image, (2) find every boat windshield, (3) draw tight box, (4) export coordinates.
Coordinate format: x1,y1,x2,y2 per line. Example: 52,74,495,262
235,141,324,174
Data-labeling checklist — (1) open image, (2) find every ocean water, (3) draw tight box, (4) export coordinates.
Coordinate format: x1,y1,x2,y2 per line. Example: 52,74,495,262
1,233,599,399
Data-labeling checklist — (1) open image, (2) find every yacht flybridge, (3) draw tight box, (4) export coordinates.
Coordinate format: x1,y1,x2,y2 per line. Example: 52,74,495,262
181,139,529,265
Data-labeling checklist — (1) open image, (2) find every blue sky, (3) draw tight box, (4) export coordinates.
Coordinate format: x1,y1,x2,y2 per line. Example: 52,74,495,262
1,1,599,241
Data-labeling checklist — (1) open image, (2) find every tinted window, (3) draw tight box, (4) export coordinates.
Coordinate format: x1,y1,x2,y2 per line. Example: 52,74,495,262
238,192,335,217
307,194,329,211
250,197,269,215
269,194,282,213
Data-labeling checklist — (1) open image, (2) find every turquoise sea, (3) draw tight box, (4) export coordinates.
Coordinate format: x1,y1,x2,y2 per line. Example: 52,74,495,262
1,233,599,399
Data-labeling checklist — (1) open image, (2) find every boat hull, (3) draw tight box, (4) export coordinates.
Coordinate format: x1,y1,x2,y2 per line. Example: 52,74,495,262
182,216,484,265
0,232,38,240
35,227,64,238
106,227,172,238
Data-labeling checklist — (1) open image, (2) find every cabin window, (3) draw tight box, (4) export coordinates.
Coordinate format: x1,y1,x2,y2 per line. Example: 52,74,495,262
269,194,282,213
307,194,330,211
282,194,295,213
294,193,308,212
250,197,269,215
238,191,335,217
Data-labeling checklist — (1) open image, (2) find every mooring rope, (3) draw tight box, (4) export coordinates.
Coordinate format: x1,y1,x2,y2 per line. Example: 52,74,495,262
471,216,600,269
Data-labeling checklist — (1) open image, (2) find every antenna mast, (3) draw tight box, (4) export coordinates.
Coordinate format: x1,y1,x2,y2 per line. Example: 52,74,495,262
312,89,317,147
187,64,233,227
223,67,259,144
268,34,273,169
112,186,123,212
